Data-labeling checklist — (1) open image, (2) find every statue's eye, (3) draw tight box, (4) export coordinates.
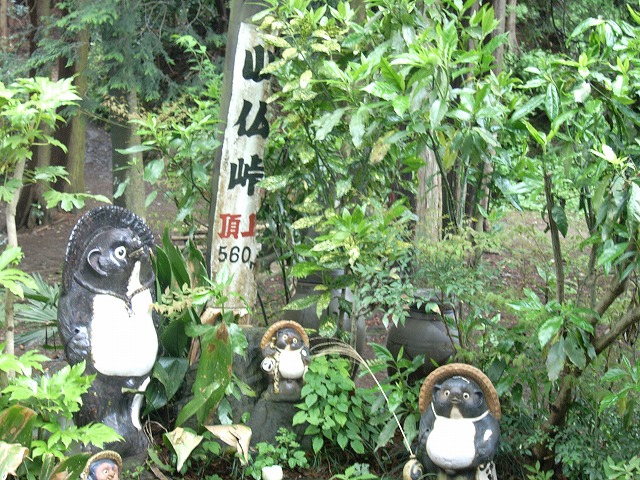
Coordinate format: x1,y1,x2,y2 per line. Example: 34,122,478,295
292,338,298,344
444,390,450,397
463,392,470,399
282,334,288,340
103,469,109,475
114,246,127,259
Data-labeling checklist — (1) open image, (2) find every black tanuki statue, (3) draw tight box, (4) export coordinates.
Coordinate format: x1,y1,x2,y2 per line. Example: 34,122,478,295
58,206,158,459
405,363,501,480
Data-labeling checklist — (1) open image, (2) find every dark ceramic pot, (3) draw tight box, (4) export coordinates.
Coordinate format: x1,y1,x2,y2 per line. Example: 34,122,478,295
386,289,458,383
284,270,366,356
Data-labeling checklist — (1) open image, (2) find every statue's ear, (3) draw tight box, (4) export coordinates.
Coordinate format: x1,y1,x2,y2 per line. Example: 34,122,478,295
432,383,442,398
87,248,107,277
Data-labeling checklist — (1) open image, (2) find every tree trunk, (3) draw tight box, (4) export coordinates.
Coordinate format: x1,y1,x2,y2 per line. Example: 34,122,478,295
492,0,507,74
16,0,53,229
111,89,146,219
506,0,519,52
0,0,7,46
4,158,26,366
65,25,89,194
352,0,366,24
415,148,441,243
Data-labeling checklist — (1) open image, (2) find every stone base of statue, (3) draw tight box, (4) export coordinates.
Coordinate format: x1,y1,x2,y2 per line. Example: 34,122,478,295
247,393,307,445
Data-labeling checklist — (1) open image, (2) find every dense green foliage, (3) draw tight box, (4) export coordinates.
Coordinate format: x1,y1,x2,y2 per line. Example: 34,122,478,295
2,0,640,478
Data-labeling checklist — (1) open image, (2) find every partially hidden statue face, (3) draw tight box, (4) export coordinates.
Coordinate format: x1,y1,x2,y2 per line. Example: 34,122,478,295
81,451,122,480
88,458,119,480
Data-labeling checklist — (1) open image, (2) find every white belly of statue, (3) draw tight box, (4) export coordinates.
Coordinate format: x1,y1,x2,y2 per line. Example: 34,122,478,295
90,291,158,377
278,350,306,379
426,416,476,470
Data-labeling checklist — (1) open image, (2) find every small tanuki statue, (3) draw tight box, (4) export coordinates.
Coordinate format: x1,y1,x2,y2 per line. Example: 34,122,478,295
57,206,158,459
260,320,311,399
81,450,122,480
405,363,501,480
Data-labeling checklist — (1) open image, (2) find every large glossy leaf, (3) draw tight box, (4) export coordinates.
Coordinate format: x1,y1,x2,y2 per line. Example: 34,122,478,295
545,83,559,120
154,243,172,290
162,229,190,288
546,338,566,382
154,357,190,401
160,317,191,357
551,204,568,237
0,405,37,445
175,322,232,427
628,183,640,225
0,442,28,479
538,316,563,348
565,333,586,370
47,453,90,480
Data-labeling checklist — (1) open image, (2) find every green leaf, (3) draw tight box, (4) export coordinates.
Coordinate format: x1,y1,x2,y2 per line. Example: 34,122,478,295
291,215,323,230
573,82,591,102
565,333,586,370
363,81,400,101
545,83,559,120
628,183,640,225
430,98,447,129
375,417,398,451
144,158,165,183
48,453,90,479
162,229,191,288
546,337,565,382
336,432,348,450
154,357,190,401
538,316,563,348
0,442,28,478
597,242,629,268
176,322,232,427
285,293,321,311
523,121,546,147
312,436,323,453
314,108,346,141
292,410,307,427
0,405,37,445
350,106,367,147
551,204,568,237
510,95,544,121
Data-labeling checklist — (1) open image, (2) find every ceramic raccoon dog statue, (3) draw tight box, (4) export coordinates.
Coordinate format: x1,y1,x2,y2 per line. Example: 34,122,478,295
57,206,158,459
407,364,501,480
260,320,310,398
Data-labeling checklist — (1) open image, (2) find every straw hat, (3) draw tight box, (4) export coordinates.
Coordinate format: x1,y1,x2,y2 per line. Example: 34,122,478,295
80,450,122,479
418,363,501,420
260,320,309,350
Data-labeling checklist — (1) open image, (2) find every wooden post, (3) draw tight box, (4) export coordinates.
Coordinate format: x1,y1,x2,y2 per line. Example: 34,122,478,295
206,0,269,321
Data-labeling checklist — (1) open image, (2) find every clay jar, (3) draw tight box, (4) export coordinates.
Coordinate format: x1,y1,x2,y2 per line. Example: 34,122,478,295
285,270,367,355
386,289,459,383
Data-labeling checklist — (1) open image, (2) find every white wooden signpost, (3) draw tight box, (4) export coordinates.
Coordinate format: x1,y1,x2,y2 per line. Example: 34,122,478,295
207,0,269,318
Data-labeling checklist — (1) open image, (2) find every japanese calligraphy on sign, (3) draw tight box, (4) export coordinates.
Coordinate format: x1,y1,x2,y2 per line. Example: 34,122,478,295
210,21,270,314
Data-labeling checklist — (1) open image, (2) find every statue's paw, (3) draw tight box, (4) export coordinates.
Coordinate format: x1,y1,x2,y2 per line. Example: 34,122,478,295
403,457,423,480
